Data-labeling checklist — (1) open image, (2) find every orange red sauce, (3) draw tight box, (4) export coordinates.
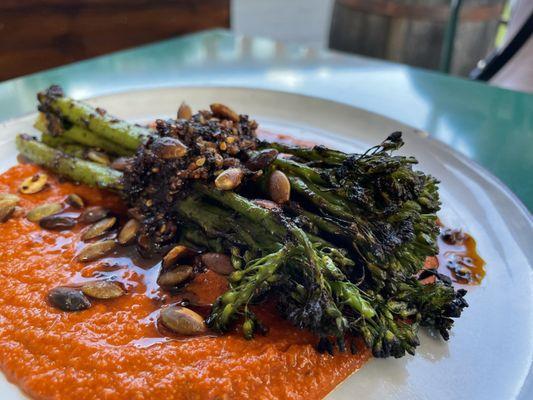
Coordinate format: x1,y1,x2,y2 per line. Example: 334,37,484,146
0,162,485,400
0,164,370,400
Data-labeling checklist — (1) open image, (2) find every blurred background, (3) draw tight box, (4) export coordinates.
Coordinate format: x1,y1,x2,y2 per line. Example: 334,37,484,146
0,0,531,92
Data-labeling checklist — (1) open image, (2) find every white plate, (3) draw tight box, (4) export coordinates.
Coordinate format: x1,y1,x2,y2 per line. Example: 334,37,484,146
0,87,531,400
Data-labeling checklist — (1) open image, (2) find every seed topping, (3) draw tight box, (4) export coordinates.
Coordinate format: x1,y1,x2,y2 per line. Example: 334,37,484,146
159,305,207,335
19,173,48,194
81,280,124,299
82,217,116,240
48,287,91,312
76,240,117,262
118,219,140,245
26,202,63,222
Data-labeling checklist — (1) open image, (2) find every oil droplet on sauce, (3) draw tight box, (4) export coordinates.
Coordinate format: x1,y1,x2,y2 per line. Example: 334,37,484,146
437,226,486,285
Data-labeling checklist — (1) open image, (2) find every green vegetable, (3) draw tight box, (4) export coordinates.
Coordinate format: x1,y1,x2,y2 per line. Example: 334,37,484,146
15,86,468,358
16,134,123,191
35,113,133,156
37,85,148,151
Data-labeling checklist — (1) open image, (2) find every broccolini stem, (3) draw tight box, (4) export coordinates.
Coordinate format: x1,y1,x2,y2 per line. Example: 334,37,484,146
194,183,287,240
289,176,353,219
260,142,347,164
273,157,326,185
41,133,87,159
206,245,290,333
329,281,375,319
35,113,133,156
37,86,149,151
16,134,123,191
176,195,279,251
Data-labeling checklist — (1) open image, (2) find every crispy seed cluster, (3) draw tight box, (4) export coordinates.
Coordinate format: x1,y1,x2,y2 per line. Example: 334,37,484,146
123,105,260,252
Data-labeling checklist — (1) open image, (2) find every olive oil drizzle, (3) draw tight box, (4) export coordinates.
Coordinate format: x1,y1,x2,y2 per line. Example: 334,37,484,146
437,227,485,285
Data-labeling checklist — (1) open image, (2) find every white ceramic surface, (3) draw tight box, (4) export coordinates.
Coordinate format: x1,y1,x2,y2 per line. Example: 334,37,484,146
0,87,531,400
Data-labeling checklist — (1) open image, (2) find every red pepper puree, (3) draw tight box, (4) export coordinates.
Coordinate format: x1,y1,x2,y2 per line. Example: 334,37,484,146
0,164,371,400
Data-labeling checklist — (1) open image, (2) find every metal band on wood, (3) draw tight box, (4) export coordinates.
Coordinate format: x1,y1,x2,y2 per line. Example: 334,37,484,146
337,0,503,22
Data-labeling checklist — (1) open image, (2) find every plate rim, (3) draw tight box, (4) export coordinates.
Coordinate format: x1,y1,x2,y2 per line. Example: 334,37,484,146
0,85,531,399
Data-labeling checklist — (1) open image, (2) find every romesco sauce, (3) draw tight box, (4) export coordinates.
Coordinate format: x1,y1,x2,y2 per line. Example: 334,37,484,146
0,164,371,400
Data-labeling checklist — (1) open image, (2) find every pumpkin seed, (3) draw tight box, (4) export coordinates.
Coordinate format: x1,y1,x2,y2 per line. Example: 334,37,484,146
441,228,466,246
269,170,291,204
157,265,194,289
87,150,111,165
214,168,244,191
80,206,109,223
110,157,132,171
159,305,206,335
137,234,152,254
39,214,77,230
210,103,239,122
76,240,117,262
246,149,279,171
177,102,192,119
0,205,16,223
48,287,91,311
82,217,116,240
252,199,281,211
66,193,84,209
118,219,140,245
162,245,194,269
26,202,63,222
127,207,144,221
200,253,234,275
0,193,20,207
12,206,24,218
81,280,124,299
19,173,48,194
152,137,188,159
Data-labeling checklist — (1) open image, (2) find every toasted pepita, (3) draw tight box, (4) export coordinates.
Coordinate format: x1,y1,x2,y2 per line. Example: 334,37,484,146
0,205,16,223
214,168,244,191
82,217,116,240
87,150,111,165
12,206,24,218
81,280,124,299
0,193,20,208
157,265,194,289
80,206,109,223
76,240,117,262
269,170,291,204
162,245,194,269
177,102,192,120
246,149,278,171
159,305,206,335
19,173,48,194
117,219,140,245
210,103,239,122
66,193,84,209
200,253,234,275
252,199,281,211
110,157,131,171
48,287,91,312
39,214,76,230
152,137,188,159
26,202,62,222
